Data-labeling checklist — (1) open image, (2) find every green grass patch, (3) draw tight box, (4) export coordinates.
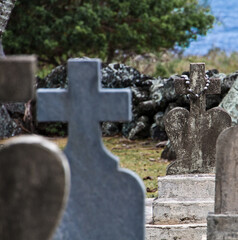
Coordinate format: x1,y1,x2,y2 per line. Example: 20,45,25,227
102,136,168,198
48,136,168,198
1,136,168,198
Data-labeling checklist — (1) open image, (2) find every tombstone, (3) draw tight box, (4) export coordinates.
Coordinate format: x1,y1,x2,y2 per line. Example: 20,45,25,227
0,55,70,239
147,63,231,240
37,58,145,240
0,55,36,102
0,136,70,240
164,63,231,175
207,125,238,239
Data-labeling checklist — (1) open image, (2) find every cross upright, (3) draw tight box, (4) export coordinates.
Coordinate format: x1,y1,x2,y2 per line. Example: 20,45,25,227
0,55,36,102
37,58,145,240
174,63,220,116
164,63,231,175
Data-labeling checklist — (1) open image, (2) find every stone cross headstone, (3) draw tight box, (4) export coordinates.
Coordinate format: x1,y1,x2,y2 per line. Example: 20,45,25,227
0,55,70,239
207,125,238,239
164,63,231,175
37,58,145,240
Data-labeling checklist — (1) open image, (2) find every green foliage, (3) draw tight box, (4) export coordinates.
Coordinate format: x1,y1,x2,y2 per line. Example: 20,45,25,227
3,0,214,65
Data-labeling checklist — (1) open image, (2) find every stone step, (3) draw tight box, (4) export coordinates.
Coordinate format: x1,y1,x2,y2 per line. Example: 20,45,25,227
153,199,214,224
146,223,207,240
158,174,215,200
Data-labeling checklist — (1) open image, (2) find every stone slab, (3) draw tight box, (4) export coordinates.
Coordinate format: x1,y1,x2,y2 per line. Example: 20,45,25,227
146,198,153,224
158,174,215,200
0,136,70,240
207,213,238,240
0,55,36,102
153,200,214,224
146,223,207,240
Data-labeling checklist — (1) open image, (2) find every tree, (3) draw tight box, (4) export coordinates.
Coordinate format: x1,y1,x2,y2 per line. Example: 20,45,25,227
0,0,17,56
3,0,214,64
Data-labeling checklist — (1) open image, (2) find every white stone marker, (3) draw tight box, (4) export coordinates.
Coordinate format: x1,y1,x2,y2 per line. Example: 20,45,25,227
37,58,145,240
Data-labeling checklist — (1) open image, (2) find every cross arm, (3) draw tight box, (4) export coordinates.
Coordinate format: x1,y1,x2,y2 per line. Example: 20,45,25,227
37,89,69,122
98,89,132,122
174,77,221,95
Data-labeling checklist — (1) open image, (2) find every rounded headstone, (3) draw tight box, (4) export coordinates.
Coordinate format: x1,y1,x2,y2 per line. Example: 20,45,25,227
0,136,70,240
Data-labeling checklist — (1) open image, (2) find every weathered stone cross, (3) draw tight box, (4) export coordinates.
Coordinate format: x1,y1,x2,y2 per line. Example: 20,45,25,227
164,63,231,175
37,59,145,240
207,125,238,239
0,55,70,240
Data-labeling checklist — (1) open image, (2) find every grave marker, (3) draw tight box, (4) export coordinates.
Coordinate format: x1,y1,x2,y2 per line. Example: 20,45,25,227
0,136,70,240
207,125,238,239
164,63,231,175
0,55,36,102
37,59,145,240
0,55,70,239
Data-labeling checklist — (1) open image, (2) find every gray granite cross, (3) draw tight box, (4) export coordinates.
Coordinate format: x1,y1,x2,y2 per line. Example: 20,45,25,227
207,125,238,239
37,58,145,240
164,63,231,175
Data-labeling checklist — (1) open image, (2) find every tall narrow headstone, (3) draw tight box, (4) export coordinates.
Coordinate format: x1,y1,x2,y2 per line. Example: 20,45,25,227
207,125,238,239
164,63,231,175
37,59,145,240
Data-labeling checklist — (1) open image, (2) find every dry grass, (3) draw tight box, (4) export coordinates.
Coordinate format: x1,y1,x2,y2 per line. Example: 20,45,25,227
124,49,238,77
1,135,168,198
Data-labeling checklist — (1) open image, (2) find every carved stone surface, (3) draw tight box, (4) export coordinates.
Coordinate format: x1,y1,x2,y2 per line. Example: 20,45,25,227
164,63,231,175
0,55,36,102
207,125,238,239
215,126,238,214
37,59,145,240
0,136,70,240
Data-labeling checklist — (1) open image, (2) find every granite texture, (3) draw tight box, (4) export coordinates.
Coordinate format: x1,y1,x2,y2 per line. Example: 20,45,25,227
0,136,70,240
207,125,238,239
0,55,36,102
164,63,231,175
37,59,145,240
207,214,238,240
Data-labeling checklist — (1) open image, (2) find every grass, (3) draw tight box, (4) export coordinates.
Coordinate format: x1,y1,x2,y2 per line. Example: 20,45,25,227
102,136,168,198
124,49,238,78
0,135,168,198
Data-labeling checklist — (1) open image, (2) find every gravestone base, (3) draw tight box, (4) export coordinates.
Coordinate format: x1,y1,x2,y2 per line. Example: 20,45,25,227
145,174,215,240
207,213,238,240
146,223,207,240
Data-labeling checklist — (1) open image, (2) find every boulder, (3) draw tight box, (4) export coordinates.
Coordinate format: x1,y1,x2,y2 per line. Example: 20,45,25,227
0,104,22,138
219,76,238,125
7,61,234,142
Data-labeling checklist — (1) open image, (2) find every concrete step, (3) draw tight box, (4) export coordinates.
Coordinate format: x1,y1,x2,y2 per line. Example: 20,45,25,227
153,199,214,224
146,223,207,240
158,174,215,200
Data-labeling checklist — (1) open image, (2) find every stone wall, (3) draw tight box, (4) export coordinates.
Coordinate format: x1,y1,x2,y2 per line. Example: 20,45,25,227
1,62,238,140
35,63,238,141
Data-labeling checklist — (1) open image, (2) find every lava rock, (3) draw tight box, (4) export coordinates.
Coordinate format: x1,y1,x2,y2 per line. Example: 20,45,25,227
0,104,22,138
102,122,121,136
